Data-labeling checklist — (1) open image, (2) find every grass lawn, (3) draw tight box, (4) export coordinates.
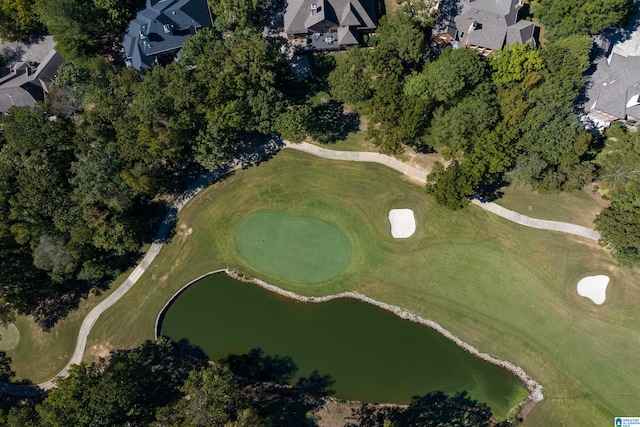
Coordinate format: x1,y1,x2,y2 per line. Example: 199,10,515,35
496,185,603,228
0,323,19,350
6,263,138,383
78,149,640,425
236,211,351,283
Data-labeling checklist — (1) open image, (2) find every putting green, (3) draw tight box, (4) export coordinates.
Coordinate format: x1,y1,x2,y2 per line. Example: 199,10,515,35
0,323,19,351
235,211,351,283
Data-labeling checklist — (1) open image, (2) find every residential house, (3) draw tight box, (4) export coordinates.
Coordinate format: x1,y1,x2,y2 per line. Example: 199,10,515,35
123,0,213,69
585,53,640,126
0,50,63,114
434,0,535,55
284,0,376,51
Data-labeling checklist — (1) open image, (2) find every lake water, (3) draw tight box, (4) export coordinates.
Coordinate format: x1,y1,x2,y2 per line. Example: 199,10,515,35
160,273,527,418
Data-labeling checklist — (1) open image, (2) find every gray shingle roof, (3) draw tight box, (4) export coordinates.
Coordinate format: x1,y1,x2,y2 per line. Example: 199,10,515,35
448,0,532,51
284,0,375,47
0,50,63,113
123,0,213,69
505,19,535,46
586,53,640,120
337,25,359,45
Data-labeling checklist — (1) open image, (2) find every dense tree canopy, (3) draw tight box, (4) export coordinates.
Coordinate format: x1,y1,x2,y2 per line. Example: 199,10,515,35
33,0,143,63
594,125,640,265
405,48,487,104
534,0,635,39
0,0,41,40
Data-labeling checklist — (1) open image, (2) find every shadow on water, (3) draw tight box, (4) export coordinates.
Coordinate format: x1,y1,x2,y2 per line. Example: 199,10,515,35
222,348,335,426
174,338,209,361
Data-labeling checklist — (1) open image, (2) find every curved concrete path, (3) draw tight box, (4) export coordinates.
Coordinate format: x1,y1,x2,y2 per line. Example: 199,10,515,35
284,141,601,241
0,142,283,396
1,140,599,395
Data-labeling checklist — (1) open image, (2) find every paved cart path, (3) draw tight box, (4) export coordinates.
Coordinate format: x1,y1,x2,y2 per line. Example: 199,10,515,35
284,142,601,241
0,141,599,395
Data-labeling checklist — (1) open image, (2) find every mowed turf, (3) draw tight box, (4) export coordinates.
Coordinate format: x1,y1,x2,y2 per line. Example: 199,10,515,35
0,323,20,350
10,149,640,426
236,211,351,283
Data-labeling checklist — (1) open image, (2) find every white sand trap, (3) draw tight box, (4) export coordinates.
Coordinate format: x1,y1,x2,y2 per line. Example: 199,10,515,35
388,209,416,238
577,275,610,305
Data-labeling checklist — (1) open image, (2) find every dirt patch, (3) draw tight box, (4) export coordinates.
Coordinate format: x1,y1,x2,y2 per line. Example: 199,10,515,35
398,147,448,174
316,399,357,427
89,342,113,360
584,182,610,209
176,223,193,243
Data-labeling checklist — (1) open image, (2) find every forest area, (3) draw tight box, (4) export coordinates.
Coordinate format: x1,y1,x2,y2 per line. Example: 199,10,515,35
0,0,639,423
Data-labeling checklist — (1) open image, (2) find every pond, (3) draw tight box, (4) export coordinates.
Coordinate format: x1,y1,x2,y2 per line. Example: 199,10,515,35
159,273,527,419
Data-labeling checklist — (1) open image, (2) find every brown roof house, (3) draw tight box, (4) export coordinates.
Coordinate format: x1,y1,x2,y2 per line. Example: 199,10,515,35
434,0,535,55
0,50,63,114
284,0,376,51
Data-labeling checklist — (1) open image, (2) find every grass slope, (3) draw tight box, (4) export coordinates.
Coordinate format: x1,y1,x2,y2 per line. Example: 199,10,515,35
236,211,351,283
11,149,639,425
496,185,603,228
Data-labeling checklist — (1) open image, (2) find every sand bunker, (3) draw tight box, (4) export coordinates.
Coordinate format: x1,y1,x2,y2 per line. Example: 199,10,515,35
388,209,416,238
577,275,610,305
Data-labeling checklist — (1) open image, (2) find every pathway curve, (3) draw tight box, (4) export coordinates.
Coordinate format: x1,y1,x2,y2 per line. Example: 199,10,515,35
0,143,281,396
0,140,599,395
284,141,601,241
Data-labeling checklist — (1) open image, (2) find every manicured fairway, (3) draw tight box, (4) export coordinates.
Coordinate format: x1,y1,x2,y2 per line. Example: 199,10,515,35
235,211,351,283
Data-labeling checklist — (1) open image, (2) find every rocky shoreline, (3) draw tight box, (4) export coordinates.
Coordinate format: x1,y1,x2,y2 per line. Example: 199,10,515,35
228,271,543,406
159,269,543,418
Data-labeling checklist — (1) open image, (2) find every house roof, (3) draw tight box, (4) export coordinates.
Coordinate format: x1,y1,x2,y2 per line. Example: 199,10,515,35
337,25,359,45
123,0,213,69
448,0,533,51
284,0,376,42
585,53,640,120
0,50,63,113
460,0,519,26
505,19,535,46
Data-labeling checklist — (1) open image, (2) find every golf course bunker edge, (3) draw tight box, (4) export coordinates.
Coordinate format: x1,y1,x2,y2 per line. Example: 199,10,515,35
235,210,352,283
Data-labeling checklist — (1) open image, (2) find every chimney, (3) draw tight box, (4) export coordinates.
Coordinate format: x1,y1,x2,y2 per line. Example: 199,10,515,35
311,3,318,15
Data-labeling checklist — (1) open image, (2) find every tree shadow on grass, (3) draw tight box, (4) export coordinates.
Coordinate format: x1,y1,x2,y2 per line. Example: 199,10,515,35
311,100,360,144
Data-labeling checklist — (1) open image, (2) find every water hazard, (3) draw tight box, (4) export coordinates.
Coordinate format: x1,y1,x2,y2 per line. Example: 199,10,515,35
160,273,527,418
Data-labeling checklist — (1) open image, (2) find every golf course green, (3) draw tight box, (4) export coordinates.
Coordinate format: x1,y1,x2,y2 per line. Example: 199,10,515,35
235,211,351,283
160,272,527,419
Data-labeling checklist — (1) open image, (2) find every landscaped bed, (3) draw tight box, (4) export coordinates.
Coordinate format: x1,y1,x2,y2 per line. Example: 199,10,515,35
10,149,640,425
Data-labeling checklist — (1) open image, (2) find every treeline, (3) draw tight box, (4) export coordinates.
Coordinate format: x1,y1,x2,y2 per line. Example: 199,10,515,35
594,124,640,265
0,26,294,327
533,0,636,39
0,0,145,65
321,22,595,209
0,339,507,427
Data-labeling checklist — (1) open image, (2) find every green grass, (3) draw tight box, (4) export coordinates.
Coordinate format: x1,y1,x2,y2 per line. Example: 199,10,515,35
496,185,603,228
235,211,351,283
12,149,640,425
6,264,136,382
0,323,20,350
